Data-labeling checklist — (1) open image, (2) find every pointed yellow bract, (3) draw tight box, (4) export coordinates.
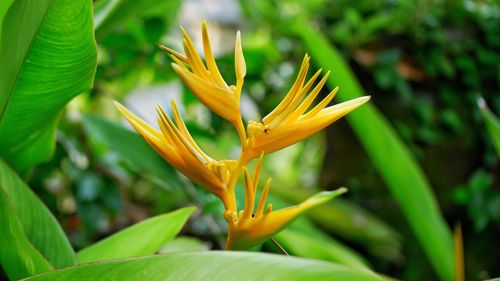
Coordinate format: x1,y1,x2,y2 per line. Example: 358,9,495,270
245,54,370,160
159,21,247,146
114,100,237,211
115,21,370,251
225,155,348,250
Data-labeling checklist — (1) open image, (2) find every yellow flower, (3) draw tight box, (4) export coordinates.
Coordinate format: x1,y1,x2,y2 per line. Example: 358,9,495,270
159,21,247,146
225,154,347,250
245,55,370,160
114,100,238,211
116,21,369,252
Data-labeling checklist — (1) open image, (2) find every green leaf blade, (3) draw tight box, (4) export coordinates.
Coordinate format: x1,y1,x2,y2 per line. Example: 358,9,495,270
77,207,196,263
0,187,53,280
0,159,76,268
26,252,384,281
0,0,97,171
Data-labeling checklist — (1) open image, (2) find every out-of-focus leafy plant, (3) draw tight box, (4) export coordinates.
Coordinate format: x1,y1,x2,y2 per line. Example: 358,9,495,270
2,0,499,279
94,0,182,39
454,169,500,232
239,0,500,278
92,0,183,103
479,97,500,158
291,18,455,281
260,137,402,260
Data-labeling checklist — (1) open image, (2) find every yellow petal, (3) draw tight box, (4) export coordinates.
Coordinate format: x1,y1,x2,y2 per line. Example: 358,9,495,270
268,68,323,127
182,39,210,80
201,21,228,89
114,102,189,173
306,95,371,121
254,178,272,217
283,72,332,123
241,168,255,220
171,63,239,121
161,24,243,125
170,99,214,162
180,27,211,80
248,96,370,159
156,105,208,165
114,101,163,142
263,54,310,125
158,44,189,65
114,101,228,201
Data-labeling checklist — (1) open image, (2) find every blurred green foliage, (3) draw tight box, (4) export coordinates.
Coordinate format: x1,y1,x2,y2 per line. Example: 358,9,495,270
2,0,498,280
240,0,500,279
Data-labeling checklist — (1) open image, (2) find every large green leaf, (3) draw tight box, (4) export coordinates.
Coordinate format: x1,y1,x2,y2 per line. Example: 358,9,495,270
82,115,180,184
0,158,76,267
0,0,97,172
25,252,384,281
292,19,454,281
0,187,53,280
77,206,196,263
478,97,500,158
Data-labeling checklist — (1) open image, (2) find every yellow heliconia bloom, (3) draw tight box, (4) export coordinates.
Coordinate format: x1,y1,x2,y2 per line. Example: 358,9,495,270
114,100,238,211
116,21,370,252
159,21,247,146
245,54,370,160
225,154,347,250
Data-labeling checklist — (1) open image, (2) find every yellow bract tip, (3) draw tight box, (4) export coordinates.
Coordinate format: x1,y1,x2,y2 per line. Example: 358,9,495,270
235,30,246,82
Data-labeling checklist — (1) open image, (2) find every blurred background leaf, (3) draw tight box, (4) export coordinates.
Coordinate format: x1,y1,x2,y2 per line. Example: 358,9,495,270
94,0,182,39
291,19,454,281
479,97,500,158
